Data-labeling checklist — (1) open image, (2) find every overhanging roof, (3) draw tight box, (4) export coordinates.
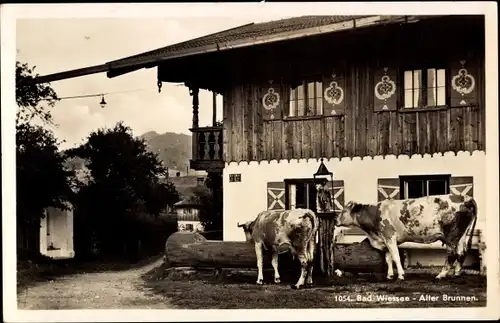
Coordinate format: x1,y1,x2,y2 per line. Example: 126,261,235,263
31,15,445,84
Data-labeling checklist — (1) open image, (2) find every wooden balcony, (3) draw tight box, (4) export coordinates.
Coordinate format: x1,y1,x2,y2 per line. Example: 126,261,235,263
190,126,224,171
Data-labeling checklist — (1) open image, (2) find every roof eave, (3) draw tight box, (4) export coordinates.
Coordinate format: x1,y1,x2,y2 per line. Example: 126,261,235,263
106,15,442,78
31,15,447,84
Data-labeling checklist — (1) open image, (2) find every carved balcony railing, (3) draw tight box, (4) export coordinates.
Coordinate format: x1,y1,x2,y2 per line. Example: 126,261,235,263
189,126,224,171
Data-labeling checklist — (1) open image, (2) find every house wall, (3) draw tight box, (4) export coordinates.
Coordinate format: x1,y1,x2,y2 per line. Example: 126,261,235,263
223,150,486,266
40,205,74,259
178,220,204,232
220,16,485,164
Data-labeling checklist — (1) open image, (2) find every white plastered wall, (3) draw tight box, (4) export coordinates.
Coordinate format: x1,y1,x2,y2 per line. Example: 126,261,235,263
39,204,74,259
223,150,487,266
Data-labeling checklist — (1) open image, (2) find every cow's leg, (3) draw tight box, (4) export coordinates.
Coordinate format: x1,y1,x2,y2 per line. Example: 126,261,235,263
305,240,315,287
271,251,280,284
436,251,456,279
385,251,394,280
386,240,405,280
254,242,264,285
292,256,308,289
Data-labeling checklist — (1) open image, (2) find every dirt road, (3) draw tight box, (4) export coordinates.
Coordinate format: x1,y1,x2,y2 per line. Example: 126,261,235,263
17,258,175,310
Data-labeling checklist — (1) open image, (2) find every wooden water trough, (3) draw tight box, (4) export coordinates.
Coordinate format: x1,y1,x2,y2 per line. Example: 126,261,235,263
164,232,391,276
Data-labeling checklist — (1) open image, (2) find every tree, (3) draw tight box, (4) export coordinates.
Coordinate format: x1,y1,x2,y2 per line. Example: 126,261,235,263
15,61,72,254
193,172,223,240
16,123,74,226
16,61,59,126
67,121,180,257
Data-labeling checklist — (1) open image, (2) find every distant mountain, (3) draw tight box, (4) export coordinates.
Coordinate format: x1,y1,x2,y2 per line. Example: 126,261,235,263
139,131,192,175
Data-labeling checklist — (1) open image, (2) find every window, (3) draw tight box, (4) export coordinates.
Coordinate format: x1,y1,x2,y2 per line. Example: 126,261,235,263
403,68,447,108
400,175,450,199
289,79,323,117
285,179,317,212
185,223,194,232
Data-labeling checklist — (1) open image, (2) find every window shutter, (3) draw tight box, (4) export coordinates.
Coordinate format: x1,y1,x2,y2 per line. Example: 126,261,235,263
377,178,401,201
449,176,474,198
323,70,346,116
262,80,283,121
267,181,286,211
374,67,398,112
450,60,478,107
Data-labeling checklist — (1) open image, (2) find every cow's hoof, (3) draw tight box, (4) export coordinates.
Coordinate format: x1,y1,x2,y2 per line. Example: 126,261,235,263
386,274,394,280
256,279,264,285
397,276,405,281
305,283,314,289
291,284,303,290
274,278,281,284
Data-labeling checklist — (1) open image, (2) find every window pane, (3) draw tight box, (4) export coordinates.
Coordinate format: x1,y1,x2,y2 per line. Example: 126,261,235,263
316,81,323,98
308,183,317,212
404,89,414,108
437,69,446,106
295,184,306,208
413,70,422,108
406,180,425,198
290,87,297,100
427,69,437,107
316,97,323,115
289,100,296,117
308,81,315,98
428,179,448,196
297,84,304,100
297,99,305,116
307,98,315,115
404,70,413,90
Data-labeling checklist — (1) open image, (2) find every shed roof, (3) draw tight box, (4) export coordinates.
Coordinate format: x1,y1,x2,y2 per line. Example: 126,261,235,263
32,15,442,84
174,195,202,208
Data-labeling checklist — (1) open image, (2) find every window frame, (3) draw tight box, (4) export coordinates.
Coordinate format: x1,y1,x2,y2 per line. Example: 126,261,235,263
286,75,324,120
399,64,451,113
284,178,318,212
399,174,451,199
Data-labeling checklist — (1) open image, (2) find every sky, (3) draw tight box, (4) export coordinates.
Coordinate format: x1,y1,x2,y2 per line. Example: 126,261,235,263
16,16,291,150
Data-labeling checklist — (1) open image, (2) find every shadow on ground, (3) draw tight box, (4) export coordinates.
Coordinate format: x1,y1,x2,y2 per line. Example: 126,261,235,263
141,263,487,309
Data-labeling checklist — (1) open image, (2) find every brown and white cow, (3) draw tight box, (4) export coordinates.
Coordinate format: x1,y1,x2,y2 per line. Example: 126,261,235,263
333,194,477,281
237,208,319,289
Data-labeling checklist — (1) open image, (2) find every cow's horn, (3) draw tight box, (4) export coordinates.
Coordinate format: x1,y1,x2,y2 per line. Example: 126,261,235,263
237,222,243,227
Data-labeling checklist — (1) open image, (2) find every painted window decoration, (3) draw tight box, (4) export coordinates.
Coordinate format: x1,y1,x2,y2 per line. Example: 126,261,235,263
288,78,323,118
450,60,478,107
262,80,282,121
267,181,286,211
374,67,398,111
377,178,401,201
403,68,446,109
323,71,346,116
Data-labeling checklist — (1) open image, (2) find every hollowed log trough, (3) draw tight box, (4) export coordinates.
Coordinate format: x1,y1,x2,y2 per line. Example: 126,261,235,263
165,232,394,276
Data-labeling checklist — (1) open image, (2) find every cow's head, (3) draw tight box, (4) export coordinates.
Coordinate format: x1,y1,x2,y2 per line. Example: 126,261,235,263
335,201,358,227
237,220,255,242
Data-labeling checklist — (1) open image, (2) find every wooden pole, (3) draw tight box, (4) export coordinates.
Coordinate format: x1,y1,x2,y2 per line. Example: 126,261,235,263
212,92,217,126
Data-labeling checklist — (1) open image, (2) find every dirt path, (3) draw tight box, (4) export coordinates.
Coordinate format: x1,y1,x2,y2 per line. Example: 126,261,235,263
17,258,176,310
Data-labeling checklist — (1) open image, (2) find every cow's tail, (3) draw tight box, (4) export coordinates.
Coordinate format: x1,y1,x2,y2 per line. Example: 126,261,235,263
461,197,478,255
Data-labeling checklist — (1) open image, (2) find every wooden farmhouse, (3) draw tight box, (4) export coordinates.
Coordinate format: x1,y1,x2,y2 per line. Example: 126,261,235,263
35,15,487,271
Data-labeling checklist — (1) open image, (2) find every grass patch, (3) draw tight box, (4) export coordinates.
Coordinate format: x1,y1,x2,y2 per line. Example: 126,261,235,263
142,265,487,309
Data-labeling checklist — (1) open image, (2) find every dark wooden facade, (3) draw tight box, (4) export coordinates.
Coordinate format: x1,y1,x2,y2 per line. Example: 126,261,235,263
220,16,485,164
157,16,485,169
